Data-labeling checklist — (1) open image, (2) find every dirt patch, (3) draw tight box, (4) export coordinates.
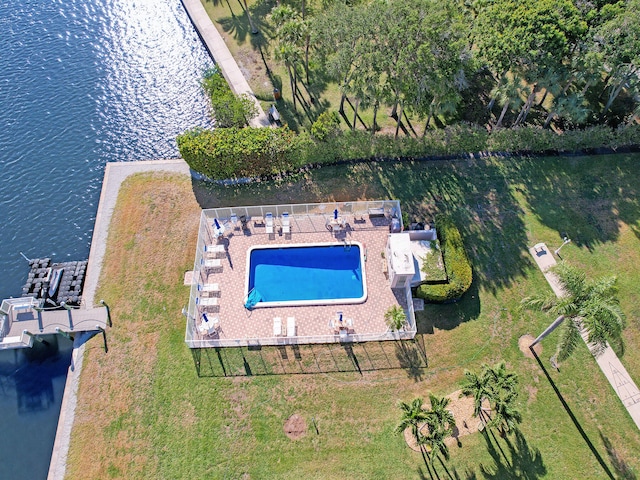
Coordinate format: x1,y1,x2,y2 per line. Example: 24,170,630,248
526,385,538,403
403,390,490,452
519,334,542,359
284,414,307,440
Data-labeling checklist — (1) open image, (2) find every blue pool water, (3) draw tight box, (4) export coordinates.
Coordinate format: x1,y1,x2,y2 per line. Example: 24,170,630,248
248,244,365,304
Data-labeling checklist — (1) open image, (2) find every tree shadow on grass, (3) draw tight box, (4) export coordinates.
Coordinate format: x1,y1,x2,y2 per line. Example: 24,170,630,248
479,429,546,479
366,158,531,294
395,338,428,382
531,348,616,479
507,154,640,250
216,0,275,47
600,432,637,480
418,281,481,334
191,157,531,293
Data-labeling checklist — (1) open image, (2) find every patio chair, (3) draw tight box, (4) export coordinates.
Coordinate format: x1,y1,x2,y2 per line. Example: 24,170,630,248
202,258,222,270
204,244,225,257
213,218,226,239
197,283,220,295
196,297,218,307
265,212,274,234
198,313,219,335
273,317,282,336
229,213,238,228
281,212,291,234
286,317,296,337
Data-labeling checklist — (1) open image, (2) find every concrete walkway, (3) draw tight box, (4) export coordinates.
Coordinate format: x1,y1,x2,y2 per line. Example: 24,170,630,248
529,243,640,430
181,0,270,128
48,160,192,480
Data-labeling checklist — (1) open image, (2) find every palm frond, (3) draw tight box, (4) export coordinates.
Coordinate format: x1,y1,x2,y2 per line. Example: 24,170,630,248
553,262,587,299
520,292,558,312
556,319,582,362
460,370,489,418
588,275,618,297
395,397,428,435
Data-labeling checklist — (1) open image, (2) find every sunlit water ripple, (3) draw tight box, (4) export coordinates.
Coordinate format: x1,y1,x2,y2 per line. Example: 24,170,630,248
0,0,213,477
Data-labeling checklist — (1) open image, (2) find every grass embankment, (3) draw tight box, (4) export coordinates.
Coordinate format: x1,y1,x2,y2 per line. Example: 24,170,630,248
66,155,640,478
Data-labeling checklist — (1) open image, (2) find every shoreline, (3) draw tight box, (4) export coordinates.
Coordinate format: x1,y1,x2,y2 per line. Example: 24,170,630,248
179,0,270,128
47,159,191,480
47,1,269,475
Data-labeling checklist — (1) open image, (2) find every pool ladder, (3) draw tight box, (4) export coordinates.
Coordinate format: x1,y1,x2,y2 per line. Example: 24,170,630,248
343,239,352,251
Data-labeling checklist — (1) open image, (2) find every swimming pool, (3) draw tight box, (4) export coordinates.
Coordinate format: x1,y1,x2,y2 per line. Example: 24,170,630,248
245,242,367,307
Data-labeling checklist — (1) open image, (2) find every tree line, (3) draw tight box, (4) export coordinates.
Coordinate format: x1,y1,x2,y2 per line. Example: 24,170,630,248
272,0,640,133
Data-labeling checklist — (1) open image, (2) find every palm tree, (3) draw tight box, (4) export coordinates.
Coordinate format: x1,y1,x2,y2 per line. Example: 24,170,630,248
384,305,407,331
426,394,455,438
484,362,521,436
521,262,626,362
415,394,455,478
489,389,522,437
418,421,450,474
460,362,521,436
484,362,518,396
395,397,429,450
460,369,491,423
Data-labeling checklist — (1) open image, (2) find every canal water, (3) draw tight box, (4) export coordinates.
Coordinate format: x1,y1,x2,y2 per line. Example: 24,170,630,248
0,0,214,477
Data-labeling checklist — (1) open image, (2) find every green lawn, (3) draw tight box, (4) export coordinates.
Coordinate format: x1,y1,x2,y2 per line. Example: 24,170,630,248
67,154,640,479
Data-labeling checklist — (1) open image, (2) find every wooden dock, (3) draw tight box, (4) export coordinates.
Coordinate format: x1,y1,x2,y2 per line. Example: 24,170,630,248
0,297,108,349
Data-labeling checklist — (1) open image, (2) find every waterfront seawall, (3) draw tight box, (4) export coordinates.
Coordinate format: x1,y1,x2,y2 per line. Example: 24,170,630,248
180,0,270,128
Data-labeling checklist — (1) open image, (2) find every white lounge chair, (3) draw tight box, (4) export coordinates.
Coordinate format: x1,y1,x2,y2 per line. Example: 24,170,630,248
197,283,220,294
286,317,296,337
202,258,222,270
273,317,282,336
265,212,274,234
204,244,225,257
282,212,290,234
196,297,218,307
198,313,219,335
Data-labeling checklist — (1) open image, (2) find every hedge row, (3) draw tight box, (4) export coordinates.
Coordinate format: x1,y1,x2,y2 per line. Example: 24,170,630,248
415,215,472,303
177,123,640,180
176,127,301,179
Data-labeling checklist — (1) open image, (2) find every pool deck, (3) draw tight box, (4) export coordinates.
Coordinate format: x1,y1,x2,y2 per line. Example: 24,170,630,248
189,211,413,347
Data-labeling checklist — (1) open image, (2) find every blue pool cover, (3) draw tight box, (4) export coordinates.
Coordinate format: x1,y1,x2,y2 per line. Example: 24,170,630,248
248,245,363,303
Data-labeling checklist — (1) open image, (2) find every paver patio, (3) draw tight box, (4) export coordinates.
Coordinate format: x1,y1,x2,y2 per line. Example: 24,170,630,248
186,202,417,347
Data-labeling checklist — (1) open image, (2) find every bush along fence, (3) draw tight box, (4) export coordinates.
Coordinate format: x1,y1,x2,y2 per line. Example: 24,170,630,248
415,215,473,303
202,67,257,128
177,122,640,181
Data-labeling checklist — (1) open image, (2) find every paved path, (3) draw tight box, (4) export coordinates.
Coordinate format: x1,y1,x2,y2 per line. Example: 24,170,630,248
181,0,270,128
529,243,640,430
48,160,191,480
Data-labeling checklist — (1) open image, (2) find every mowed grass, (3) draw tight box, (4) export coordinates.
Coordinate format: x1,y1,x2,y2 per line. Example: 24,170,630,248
66,154,640,479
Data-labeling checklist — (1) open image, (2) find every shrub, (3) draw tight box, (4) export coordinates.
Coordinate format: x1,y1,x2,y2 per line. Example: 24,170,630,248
202,67,257,128
311,111,341,141
176,126,300,179
415,215,472,303
614,123,640,148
